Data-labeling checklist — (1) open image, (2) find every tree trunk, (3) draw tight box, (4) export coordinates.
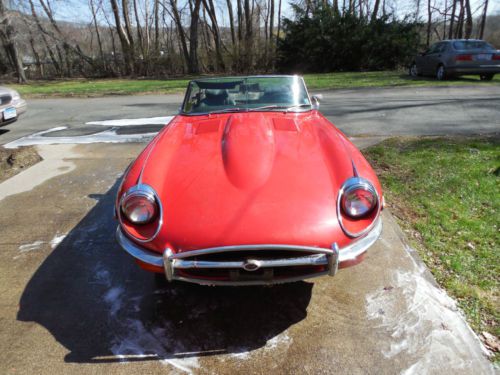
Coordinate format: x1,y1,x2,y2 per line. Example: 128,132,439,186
443,0,447,39
27,0,63,75
167,0,191,71
426,0,432,47
464,0,472,39
448,0,456,39
110,0,134,74
478,0,488,39
121,0,135,56
455,0,464,39
226,0,236,49
0,0,27,82
372,0,380,22
202,0,225,71
269,0,274,69
244,0,253,70
153,0,160,55
90,0,106,70
188,0,202,74
276,0,282,67
133,0,145,61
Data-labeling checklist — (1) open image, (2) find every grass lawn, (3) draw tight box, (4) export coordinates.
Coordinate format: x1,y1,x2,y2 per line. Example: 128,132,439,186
10,71,500,98
365,136,500,360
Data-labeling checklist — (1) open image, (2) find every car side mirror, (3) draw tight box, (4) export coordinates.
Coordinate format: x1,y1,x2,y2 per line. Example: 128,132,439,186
311,94,323,110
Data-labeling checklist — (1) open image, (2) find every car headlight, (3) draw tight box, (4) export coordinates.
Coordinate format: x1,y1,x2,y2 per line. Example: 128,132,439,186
120,185,158,224
340,177,378,218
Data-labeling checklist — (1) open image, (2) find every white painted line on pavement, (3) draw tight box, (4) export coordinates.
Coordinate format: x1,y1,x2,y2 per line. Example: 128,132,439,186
86,116,173,126
4,126,158,149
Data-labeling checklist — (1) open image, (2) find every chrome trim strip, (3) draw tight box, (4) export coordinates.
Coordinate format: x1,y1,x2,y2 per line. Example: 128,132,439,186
171,244,334,259
336,177,381,238
117,184,163,243
338,216,382,262
115,216,382,285
116,227,163,267
173,253,329,270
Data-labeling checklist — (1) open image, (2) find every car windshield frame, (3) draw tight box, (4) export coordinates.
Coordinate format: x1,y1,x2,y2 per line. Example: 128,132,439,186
179,75,312,116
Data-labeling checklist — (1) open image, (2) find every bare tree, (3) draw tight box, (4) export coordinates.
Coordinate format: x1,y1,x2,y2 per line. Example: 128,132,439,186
243,0,253,69
478,0,488,39
464,0,472,39
110,0,134,74
90,0,106,70
372,0,381,21
268,0,274,68
426,0,432,46
202,0,225,71
0,0,27,82
226,0,236,51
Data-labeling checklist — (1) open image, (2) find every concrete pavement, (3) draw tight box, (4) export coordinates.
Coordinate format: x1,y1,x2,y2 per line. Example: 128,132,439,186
0,142,494,375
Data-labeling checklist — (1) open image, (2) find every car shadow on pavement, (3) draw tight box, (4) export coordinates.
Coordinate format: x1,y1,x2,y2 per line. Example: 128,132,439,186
17,180,312,363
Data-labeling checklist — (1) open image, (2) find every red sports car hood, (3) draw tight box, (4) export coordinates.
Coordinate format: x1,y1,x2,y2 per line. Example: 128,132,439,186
133,111,379,253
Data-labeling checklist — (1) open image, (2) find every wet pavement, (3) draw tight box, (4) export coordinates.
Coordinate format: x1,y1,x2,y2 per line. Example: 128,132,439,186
0,142,495,375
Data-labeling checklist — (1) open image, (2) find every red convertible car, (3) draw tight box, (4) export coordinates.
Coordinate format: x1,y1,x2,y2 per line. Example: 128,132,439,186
115,76,383,285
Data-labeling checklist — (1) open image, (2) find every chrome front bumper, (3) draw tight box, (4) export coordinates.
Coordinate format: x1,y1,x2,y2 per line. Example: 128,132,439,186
115,217,382,286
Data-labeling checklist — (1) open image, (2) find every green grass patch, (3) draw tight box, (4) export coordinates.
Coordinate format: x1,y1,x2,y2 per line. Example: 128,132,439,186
365,136,500,360
11,78,191,97
10,71,500,98
305,71,500,90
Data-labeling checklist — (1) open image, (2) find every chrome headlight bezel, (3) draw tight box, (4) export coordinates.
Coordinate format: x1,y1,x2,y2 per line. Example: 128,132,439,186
340,178,378,218
337,177,380,238
121,187,157,224
118,184,163,242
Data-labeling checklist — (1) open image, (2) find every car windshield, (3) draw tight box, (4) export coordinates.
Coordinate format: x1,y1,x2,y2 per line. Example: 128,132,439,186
452,41,495,50
181,76,311,115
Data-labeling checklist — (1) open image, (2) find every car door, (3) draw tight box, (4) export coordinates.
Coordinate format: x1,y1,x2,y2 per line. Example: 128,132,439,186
424,42,446,75
418,44,435,75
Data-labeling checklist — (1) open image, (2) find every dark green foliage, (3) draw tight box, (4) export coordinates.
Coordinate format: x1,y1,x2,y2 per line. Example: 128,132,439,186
277,6,422,72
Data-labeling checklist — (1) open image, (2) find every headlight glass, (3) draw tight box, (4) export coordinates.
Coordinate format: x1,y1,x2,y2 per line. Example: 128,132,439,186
121,190,157,224
341,179,377,218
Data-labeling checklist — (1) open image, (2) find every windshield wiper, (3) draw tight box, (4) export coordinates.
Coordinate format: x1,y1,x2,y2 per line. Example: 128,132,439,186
248,105,282,111
248,104,312,112
207,103,312,115
208,107,244,114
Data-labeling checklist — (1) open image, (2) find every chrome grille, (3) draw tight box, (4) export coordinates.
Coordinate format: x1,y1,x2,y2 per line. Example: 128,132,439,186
168,245,338,285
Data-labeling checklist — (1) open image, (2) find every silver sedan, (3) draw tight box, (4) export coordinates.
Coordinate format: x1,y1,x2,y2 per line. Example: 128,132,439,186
0,86,27,125
409,39,500,81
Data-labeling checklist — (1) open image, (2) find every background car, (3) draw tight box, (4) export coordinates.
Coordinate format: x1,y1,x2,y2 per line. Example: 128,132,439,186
0,86,27,125
115,75,383,286
409,39,500,81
